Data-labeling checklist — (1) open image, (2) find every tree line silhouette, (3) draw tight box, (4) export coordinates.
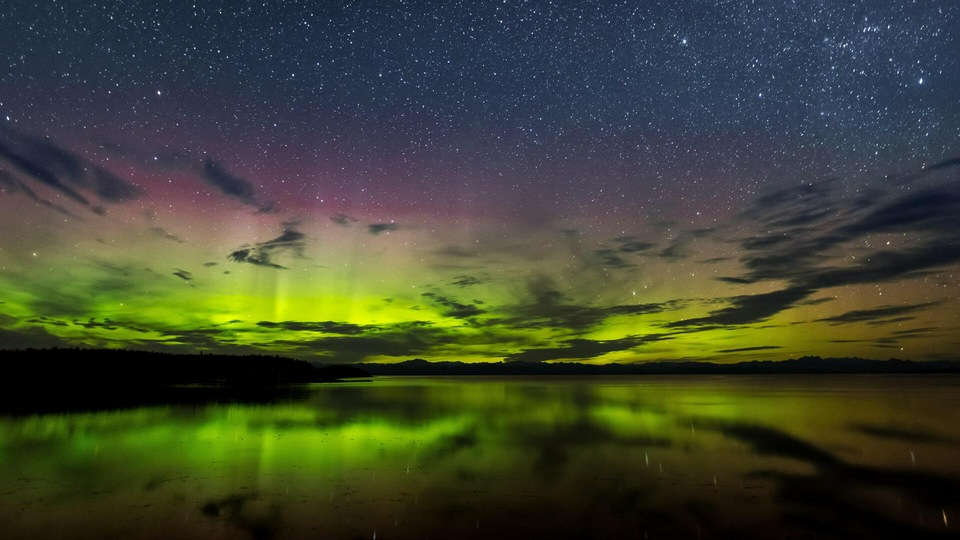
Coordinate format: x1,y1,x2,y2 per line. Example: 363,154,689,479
0,348,370,414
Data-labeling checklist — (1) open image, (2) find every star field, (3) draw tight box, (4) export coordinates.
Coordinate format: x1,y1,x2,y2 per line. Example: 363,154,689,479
1,0,958,363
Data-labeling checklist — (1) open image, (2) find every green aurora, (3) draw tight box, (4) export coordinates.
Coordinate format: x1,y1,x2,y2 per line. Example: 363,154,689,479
1,147,959,363
2,1,959,364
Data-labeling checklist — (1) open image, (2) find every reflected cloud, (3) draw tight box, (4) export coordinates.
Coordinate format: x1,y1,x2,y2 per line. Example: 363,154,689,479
2,377,958,539
706,420,960,537
849,423,958,444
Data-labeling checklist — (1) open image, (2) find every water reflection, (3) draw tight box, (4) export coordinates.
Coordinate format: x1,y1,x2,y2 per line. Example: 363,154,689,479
1,376,958,539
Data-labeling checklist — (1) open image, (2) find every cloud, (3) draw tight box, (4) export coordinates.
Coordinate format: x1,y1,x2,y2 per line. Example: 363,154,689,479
0,137,83,204
836,185,960,238
200,159,255,203
828,337,902,348
150,226,186,243
923,155,960,172
659,229,713,261
72,317,151,333
823,324,939,348
331,213,359,226
257,320,368,334
593,249,634,269
889,326,938,337
99,140,276,211
805,244,960,290
694,168,960,329
0,127,141,214
864,316,915,326
153,327,254,351
25,316,69,327
421,292,485,319
504,275,677,332
730,177,960,285
817,302,940,325
504,334,669,363
745,181,838,225
433,244,480,258
0,324,75,350
228,222,306,269
450,275,482,287
88,165,141,203
0,169,78,217
272,321,457,362
614,237,655,253
668,286,814,328
717,345,782,353
580,237,654,272
368,222,400,235
850,423,957,444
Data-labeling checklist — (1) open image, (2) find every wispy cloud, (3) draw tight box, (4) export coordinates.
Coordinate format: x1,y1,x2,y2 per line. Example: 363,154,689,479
817,302,940,325
450,275,482,287
200,159,257,206
614,236,655,253
331,213,359,226
674,164,960,330
368,222,400,235
99,140,277,212
593,249,634,269
270,321,457,362
717,345,782,353
924,155,960,172
199,158,278,212
422,292,485,319
150,226,185,243
503,275,678,333
0,127,141,214
504,334,670,363
433,245,481,258
669,286,813,328
228,222,306,269
257,320,368,334
0,169,78,217
659,229,714,261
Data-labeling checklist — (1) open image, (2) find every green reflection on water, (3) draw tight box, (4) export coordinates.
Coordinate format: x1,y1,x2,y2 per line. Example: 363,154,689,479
2,376,959,539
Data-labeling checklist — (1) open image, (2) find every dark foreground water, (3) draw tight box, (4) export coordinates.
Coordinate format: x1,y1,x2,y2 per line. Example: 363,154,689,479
2,375,959,539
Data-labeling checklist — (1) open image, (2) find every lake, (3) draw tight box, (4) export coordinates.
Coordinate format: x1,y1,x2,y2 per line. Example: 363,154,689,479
2,375,959,539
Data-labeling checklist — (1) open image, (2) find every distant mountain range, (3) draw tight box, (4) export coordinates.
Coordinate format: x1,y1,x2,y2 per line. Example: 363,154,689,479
341,356,960,376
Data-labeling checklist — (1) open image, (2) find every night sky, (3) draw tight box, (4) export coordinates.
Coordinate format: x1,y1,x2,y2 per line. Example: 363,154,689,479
1,0,958,364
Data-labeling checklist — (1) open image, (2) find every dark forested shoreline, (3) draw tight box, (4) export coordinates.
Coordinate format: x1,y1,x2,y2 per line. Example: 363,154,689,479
2,348,958,414
0,348,370,414
1,347,375,384
4,347,958,379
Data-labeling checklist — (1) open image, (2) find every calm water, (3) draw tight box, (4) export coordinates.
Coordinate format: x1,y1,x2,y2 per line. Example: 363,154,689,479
2,375,959,539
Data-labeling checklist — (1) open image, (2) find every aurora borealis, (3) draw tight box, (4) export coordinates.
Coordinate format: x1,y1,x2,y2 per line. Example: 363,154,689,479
4,377,960,538
1,1,958,364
